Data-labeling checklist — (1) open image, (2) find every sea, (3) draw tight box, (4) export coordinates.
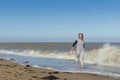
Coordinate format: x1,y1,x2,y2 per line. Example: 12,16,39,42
0,42,120,79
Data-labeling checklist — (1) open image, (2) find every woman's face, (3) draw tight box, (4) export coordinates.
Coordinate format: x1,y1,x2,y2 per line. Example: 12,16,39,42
79,34,83,39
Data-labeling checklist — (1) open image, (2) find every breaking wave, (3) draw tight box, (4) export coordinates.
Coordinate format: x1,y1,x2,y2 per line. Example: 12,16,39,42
0,43,120,66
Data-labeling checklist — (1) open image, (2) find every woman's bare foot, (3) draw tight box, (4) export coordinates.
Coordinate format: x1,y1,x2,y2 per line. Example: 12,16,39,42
80,66,83,69
75,64,79,69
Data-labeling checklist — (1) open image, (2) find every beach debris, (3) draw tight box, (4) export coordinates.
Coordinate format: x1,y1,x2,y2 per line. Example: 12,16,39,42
10,58,16,61
31,75,38,78
41,75,59,80
25,65,31,67
48,71,59,74
24,61,29,64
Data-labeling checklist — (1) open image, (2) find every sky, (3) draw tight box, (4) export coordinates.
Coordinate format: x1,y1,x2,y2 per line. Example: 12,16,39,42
0,0,120,42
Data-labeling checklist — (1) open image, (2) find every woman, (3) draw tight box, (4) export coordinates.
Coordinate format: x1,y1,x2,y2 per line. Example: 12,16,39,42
71,33,85,69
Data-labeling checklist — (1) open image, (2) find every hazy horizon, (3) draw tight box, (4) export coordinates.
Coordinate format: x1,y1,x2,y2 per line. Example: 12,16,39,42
0,0,120,42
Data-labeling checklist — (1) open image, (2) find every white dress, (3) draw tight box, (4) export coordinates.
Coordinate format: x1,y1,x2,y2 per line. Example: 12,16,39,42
76,39,84,65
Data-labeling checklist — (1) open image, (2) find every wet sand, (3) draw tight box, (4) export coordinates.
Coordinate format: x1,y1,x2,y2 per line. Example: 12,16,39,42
0,58,119,80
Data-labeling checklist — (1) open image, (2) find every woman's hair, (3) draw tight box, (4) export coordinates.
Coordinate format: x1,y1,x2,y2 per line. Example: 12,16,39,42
78,33,84,40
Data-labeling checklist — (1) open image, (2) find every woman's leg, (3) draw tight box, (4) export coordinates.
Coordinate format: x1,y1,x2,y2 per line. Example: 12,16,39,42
77,54,80,67
80,50,84,69
75,53,80,68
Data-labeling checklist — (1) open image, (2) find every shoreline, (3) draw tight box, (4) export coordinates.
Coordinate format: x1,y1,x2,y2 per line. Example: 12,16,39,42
0,58,119,80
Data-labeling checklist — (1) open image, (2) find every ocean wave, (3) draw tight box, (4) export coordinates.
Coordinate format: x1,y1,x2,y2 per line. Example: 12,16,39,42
0,43,120,67
85,43,120,66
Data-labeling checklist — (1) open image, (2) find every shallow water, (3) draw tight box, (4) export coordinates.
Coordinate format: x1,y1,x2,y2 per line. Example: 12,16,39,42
0,42,119,78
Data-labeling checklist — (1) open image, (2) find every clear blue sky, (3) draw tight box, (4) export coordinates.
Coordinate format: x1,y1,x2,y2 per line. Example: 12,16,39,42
0,0,120,42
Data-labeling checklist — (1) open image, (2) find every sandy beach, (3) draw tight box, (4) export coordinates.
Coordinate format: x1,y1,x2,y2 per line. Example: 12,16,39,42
0,58,119,80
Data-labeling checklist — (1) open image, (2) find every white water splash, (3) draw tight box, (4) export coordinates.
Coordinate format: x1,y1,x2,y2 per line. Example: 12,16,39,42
0,43,120,67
